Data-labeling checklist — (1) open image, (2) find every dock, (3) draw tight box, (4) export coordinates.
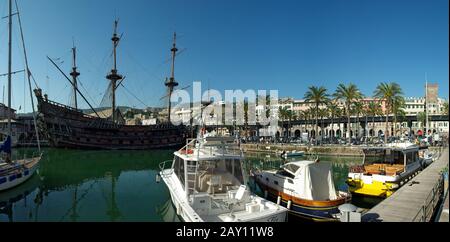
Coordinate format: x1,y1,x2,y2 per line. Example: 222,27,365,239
362,148,449,222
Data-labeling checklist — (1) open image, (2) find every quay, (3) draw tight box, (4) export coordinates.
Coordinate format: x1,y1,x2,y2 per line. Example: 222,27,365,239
242,143,444,157
362,148,449,222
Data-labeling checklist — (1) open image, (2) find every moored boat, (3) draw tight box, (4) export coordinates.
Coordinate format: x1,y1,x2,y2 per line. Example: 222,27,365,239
346,142,423,198
280,150,305,158
253,159,351,221
158,134,288,222
1,0,42,192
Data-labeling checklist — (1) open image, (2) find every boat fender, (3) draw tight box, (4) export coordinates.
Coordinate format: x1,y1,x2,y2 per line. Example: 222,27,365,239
277,196,281,205
156,174,161,183
176,205,182,216
287,200,292,210
264,190,268,199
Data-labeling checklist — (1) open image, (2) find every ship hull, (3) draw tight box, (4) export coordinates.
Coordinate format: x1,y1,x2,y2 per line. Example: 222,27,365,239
35,93,187,150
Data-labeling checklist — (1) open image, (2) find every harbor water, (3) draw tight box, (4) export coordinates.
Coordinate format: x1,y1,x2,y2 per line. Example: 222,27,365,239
0,148,382,222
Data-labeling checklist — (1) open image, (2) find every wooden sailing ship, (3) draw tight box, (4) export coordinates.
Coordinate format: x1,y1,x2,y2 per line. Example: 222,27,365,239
34,21,187,150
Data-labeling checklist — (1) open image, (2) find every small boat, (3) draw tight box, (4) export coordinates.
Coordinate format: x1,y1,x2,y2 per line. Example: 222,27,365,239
346,142,423,198
419,146,435,168
158,134,288,222
280,150,305,158
253,159,351,221
0,138,41,191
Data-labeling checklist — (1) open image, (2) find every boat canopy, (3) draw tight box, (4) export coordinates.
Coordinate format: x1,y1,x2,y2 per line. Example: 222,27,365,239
283,161,338,201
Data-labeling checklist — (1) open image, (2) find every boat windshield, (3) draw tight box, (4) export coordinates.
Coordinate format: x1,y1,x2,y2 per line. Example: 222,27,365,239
195,159,245,194
283,163,300,176
363,149,404,165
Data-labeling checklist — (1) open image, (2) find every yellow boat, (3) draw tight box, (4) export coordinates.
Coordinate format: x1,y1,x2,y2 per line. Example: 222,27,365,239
346,142,425,198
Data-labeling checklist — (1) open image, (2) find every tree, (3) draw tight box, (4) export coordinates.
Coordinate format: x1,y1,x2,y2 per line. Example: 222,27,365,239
366,101,382,137
334,83,363,144
304,86,329,145
392,97,406,136
279,106,293,140
374,82,403,143
353,101,364,139
417,112,427,135
443,102,449,116
327,100,340,142
318,108,328,141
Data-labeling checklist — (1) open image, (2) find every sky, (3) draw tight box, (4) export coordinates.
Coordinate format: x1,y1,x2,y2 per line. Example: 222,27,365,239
0,0,448,113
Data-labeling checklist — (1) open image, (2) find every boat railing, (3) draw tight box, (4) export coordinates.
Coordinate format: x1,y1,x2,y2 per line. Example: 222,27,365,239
159,160,174,176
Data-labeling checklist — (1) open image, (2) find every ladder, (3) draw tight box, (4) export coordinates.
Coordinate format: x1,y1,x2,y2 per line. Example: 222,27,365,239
186,161,199,194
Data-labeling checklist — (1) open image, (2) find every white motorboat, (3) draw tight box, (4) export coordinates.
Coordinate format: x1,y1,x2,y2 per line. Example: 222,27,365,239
158,135,288,222
253,159,351,221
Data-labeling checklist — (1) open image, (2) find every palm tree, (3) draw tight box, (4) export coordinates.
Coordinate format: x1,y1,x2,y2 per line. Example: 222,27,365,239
318,108,328,142
304,86,329,145
374,82,403,143
392,97,406,136
301,109,310,137
417,112,427,135
334,83,363,144
366,101,382,137
327,101,340,142
353,101,364,139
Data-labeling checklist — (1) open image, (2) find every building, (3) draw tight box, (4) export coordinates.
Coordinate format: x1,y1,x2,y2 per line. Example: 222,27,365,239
0,103,16,120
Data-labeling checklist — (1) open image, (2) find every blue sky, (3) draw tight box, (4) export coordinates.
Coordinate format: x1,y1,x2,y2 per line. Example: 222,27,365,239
0,0,448,113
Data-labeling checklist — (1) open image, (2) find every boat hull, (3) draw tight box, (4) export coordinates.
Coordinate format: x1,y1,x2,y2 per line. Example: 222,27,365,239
346,166,422,198
0,157,40,192
255,180,348,221
34,91,187,150
161,170,287,222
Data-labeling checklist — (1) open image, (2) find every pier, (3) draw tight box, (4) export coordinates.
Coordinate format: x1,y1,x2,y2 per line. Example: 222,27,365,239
362,148,449,222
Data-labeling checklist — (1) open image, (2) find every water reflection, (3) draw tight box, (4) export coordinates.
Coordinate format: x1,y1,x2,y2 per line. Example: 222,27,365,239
1,148,174,222
1,149,380,222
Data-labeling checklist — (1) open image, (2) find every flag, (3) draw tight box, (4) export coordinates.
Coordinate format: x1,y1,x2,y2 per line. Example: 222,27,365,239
0,136,12,154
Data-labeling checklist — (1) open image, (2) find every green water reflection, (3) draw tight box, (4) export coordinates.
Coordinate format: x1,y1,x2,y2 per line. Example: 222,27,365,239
1,149,381,222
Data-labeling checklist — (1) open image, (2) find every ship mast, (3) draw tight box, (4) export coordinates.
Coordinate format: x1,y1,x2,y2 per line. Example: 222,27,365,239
106,20,123,124
425,74,429,137
165,32,179,122
70,45,80,110
7,0,13,159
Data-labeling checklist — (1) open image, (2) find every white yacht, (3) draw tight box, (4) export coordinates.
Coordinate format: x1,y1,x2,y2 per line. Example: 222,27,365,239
158,134,288,222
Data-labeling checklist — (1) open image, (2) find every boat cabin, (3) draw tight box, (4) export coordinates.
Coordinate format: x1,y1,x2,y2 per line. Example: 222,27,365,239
172,136,246,198
357,144,420,176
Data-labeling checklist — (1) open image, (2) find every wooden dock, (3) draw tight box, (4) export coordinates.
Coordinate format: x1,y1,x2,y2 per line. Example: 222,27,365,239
362,148,449,222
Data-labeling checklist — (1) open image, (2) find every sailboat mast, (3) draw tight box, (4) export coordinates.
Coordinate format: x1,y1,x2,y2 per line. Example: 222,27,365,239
70,46,80,110
106,20,123,124
165,32,179,122
7,0,13,140
15,0,41,152
425,74,429,136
